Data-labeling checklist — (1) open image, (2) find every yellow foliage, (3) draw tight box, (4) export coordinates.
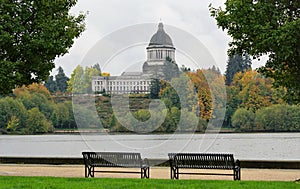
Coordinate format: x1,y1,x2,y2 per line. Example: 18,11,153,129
101,72,110,76
14,83,51,99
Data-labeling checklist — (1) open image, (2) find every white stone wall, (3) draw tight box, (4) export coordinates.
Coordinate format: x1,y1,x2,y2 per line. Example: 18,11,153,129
92,76,152,94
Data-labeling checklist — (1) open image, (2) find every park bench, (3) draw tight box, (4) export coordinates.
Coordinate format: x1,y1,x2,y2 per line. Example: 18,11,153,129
82,152,149,178
168,153,241,180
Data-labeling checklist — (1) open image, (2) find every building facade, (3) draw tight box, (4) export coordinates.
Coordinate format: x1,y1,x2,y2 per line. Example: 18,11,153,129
92,72,151,94
92,22,179,94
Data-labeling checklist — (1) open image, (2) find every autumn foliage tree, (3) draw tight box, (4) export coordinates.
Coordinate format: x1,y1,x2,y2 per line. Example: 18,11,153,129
210,1,300,103
225,53,252,86
233,70,284,112
187,70,213,121
0,83,77,134
225,70,285,127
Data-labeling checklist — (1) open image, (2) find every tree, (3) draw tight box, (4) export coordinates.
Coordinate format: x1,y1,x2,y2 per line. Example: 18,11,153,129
14,83,54,121
55,66,69,93
255,104,300,131
92,63,102,73
210,1,300,103
160,82,181,110
44,76,57,94
225,54,252,86
0,97,27,131
67,65,101,94
0,0,85,95
187,69,213,121
26,107,52,134
150,79,161,99
224,70,284,127
82,66,101,93
232,108,255,131
234,70,284,112
6,115,20,133
67,65,84,93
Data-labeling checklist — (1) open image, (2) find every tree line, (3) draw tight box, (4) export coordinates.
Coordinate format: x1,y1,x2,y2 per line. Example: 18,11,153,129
232,104,300,132
1,63,299,134
0,83,75,134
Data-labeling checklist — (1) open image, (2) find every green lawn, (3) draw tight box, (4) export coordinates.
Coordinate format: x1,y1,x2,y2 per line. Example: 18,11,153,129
0,176,298,189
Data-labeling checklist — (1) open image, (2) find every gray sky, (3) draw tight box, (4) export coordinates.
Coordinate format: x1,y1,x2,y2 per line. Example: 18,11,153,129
54,0,265,76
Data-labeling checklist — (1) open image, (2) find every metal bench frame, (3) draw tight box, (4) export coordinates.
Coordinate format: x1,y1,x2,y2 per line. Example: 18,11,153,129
82,152,150,178
168,153,241,180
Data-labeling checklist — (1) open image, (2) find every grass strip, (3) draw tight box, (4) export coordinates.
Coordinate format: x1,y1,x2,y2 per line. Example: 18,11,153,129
0,176,299,189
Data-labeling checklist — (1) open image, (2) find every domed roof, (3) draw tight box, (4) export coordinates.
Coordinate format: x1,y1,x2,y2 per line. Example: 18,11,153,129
149,23,173,46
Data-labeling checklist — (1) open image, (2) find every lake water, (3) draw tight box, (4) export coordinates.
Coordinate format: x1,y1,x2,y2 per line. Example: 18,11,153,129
0,133,299,161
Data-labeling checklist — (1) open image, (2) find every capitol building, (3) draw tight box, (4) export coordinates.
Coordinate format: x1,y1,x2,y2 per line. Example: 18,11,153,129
92,23,179,94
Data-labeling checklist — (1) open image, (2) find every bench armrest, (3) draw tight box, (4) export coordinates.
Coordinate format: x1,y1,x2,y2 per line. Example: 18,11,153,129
235,159,240,168
142,158,150,167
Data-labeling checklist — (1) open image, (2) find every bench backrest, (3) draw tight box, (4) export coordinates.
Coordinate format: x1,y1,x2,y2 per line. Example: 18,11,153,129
82,152,142,168
171,153,235,170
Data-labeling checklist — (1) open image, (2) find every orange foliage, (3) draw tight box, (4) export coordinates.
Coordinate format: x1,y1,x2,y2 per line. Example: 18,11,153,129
14,83,51,99
187,69,213,120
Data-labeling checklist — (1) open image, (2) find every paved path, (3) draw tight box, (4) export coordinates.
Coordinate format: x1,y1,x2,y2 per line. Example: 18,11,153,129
0,164,299,181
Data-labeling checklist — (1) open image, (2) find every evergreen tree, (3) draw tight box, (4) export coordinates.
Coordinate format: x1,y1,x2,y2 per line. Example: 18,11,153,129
149,79,161,99
225,54,252,86
44,76,57,94
55,66,69,92
92,63,102,73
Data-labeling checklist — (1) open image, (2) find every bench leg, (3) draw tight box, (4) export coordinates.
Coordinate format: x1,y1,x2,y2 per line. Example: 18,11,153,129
146,167,150,179
174,168,179,180
237,167,241,180
85,165,94,178
91,166,94,177
85,165,88,178
234,167,241,180
141,167,150,179
170,167,177,179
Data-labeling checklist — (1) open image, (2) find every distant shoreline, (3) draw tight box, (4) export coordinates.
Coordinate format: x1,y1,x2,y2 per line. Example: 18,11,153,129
2,128,300,135
52,129,300,135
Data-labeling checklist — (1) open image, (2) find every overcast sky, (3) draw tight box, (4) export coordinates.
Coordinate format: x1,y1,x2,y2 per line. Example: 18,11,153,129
54,0,265,76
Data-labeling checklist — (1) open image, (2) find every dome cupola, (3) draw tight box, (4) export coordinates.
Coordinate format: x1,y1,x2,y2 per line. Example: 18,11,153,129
149,23,173,47
143,22,179,80
146,23,175,62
